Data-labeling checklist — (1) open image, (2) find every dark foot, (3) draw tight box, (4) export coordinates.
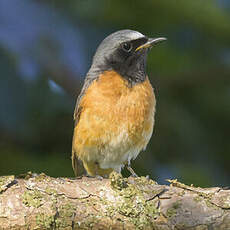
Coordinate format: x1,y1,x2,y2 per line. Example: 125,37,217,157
95,175,104,180
127,166,138,177
85,174,104,180
75,175,85,179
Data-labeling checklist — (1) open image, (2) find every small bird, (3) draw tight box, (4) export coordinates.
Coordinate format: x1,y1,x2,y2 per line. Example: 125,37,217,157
72,30,166,177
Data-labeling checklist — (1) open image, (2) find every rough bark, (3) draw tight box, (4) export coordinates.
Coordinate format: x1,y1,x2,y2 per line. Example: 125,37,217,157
0,172,230,230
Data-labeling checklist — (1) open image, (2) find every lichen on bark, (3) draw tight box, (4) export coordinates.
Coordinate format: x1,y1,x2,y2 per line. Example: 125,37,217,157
0,172,230,229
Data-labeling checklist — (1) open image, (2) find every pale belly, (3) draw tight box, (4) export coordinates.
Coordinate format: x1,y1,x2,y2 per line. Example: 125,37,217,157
98,122,154,172
74,105,155,173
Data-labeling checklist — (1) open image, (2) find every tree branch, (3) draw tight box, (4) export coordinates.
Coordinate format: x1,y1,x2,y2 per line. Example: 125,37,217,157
0,173,230,229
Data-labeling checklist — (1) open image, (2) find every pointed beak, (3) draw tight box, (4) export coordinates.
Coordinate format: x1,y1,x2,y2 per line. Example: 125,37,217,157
135,37,167,52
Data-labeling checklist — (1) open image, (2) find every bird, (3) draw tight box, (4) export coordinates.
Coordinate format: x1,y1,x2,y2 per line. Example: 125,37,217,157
72,29,166,177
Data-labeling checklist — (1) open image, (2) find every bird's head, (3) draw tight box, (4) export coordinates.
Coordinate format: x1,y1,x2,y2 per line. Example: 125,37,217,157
89,30,166,85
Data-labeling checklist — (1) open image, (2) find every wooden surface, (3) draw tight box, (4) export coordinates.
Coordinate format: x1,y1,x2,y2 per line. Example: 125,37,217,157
0,172,230,229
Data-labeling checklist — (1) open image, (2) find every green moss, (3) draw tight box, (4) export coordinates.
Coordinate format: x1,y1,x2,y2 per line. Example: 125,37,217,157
110,172,128,190
22,190,43,208
144,200,158,216
108,176,160,229
80,215,100,229
204,199,218,209
34,173,50,182
16,171,33,180
193,195,203,203
134,176,157,186
193,193,219,210
36,213,55,229
118,201,139,217
59,203,75,218
55,202,76,228
217,196,230,209
45,187,58,196
177,190,185,197
166,200,182,218
119,183,137,198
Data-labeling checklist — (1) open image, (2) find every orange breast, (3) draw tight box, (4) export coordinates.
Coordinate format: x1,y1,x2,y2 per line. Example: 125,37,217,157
72,70,156,175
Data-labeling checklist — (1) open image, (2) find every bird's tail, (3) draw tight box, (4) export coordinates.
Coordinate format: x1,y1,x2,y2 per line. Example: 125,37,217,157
71,151,85,177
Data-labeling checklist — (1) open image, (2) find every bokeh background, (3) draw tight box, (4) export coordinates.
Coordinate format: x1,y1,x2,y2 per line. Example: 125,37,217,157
0,0,229,187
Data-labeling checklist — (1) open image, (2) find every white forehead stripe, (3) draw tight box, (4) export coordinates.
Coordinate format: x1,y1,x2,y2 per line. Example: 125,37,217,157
128,31,145,40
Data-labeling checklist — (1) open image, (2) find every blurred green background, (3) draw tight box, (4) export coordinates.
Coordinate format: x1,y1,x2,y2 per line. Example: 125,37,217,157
0,0,229,187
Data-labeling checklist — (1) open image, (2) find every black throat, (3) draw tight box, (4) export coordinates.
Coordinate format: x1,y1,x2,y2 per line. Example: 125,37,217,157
107,51,148,87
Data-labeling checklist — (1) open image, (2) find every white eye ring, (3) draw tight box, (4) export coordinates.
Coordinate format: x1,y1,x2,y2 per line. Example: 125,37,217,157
122,42,132,52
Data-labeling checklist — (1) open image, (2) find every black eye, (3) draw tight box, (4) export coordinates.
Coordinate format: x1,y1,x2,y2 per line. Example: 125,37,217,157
122,42,132,52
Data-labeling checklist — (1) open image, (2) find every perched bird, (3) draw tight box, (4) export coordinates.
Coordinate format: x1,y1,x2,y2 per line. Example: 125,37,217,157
72,30,166,177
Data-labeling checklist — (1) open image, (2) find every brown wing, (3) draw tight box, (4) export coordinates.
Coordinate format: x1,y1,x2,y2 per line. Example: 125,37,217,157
73,76,96,125
72,76,97,176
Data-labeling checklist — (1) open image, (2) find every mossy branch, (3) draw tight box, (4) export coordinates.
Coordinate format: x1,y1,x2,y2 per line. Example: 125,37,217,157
0,172,230,229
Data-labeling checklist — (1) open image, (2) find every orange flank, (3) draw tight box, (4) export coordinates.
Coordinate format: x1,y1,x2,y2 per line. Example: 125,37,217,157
72,70,156,176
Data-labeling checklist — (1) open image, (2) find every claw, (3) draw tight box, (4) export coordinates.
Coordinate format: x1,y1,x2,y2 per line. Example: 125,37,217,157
127,166,138,177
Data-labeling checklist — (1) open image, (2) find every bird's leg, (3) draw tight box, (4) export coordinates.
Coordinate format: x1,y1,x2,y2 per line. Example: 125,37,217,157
95,175,104,180
145,175,150,180
127,165,138,177
85,173,104,180
94,162,104,180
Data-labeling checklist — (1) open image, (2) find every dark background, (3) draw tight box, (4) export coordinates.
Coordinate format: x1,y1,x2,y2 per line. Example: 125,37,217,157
0,0,229,187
